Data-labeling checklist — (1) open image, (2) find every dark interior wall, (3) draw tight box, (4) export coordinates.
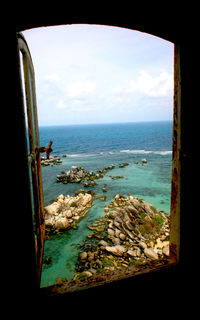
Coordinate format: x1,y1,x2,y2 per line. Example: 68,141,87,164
15,14,180,44
12,8,196,308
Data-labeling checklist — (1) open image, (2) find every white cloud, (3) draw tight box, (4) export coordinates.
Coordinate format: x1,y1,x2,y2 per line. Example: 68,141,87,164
128,70,173,97
56,99,66,109
23,25,174,125
112,86,124,95
66,81,97,98
44,74,60,83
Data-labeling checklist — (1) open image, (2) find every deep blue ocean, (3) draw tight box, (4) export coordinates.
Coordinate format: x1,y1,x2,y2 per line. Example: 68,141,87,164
39,121,173,287
39,121,172,156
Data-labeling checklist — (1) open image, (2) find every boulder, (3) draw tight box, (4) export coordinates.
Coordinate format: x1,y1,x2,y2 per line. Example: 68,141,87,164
144,248,158,260
63,210,73,218
71,166,78,171
115,194,121,200
108,210,118,219
162,245,169,257
57,194,65,201
142,158,147,163
127,250,137,257
82,271,93,277
110,237,121,245
98,240,109,247
105,245,127,256
135,247,141,257
45,216,55,227
44,202,60,216
119,233,126,240
80,193,92,206
115,229,121,238
107,228,115,237
138,241,147,249
79,252,87,260
54,217,70,229
72,216,80,222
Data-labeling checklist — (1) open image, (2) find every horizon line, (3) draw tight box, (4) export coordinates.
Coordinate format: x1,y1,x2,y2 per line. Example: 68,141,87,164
39,119,173,128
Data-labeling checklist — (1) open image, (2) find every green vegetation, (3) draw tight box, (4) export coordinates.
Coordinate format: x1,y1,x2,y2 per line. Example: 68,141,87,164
152,215,165,228
140,212,146,220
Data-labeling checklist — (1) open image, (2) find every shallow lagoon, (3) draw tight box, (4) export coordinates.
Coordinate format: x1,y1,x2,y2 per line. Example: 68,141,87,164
40,122,172,287
40,152,171,287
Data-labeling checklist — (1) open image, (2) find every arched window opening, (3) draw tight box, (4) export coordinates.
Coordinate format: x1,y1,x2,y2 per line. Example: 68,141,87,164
19,24,179,294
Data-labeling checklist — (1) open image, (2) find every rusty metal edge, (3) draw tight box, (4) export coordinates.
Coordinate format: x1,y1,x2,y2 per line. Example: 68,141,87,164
40,260,177,296
17,32,45,285
169,44,181,264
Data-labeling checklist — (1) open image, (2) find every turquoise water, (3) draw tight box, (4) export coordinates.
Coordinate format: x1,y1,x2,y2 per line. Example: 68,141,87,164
40,121,172,287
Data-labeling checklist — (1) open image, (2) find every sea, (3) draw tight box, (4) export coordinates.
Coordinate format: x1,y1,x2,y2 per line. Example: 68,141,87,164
39,121,173,287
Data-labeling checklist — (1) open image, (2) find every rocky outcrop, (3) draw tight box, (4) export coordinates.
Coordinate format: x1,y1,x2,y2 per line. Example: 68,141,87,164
74,194,170,281
44,193,93,234
56,165,115,185
103,195,169,259
41,156,62,166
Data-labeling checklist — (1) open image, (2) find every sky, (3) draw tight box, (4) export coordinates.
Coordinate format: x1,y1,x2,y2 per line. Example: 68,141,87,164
23,24,174,126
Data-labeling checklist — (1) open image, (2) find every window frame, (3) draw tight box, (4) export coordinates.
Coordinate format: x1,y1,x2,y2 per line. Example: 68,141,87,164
15,27,181,296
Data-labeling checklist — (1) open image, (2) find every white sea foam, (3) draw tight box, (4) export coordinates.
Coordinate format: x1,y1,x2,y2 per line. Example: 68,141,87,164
120,149,172,155
67,153,97,158
154,151,172,155
65,150,172,158
120,149,151,154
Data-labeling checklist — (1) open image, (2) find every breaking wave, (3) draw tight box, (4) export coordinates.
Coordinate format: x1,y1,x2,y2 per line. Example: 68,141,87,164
120,149,172,155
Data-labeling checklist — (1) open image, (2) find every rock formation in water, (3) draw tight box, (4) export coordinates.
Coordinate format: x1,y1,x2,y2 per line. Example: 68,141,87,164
56,165,115,184
44,193,93,234
74,194,170,280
